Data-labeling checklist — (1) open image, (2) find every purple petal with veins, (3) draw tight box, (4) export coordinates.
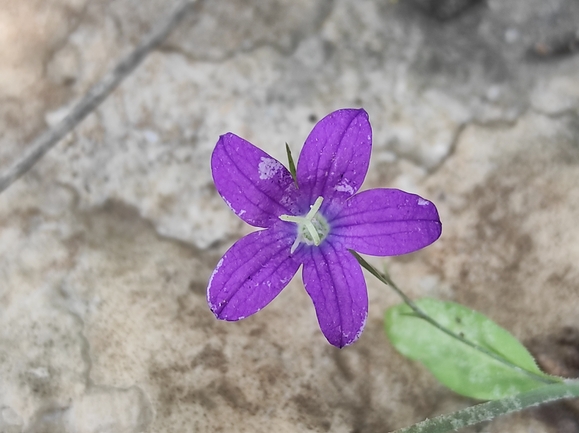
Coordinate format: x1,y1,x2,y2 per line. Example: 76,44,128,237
330,188,442,256
302,243,368,348
212,133,299,228
207,108,442,348
207,223,300,320
296,109,372,206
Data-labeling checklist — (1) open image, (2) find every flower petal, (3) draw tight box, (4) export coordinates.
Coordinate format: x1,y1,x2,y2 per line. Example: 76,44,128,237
331,188,442,256
302,243,368,348
212,133,299,228
296,109,372,205
207,224,301,320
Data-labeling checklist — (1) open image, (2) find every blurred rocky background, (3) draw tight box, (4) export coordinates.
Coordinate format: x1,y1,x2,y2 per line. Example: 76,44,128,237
1,0,579,432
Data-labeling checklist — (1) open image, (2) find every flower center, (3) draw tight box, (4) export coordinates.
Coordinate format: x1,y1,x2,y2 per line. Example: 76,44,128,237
279,196,329,254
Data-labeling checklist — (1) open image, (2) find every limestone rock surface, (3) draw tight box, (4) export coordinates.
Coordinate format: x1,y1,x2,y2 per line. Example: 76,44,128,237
1,0,579,432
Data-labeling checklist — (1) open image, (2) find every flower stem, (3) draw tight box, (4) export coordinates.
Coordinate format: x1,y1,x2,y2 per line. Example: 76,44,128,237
392,380,579,433
349,251,559,386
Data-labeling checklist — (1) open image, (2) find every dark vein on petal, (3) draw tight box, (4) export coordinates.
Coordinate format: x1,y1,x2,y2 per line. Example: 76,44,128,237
330,202,437,223
308,249,327,314
219,158,279,221
222,148,285,212
333,228,431,240
321,244,344,346
319,113,360,202
221,143,294,215
217,232,296,314
331,217,441,229
228,176,280,221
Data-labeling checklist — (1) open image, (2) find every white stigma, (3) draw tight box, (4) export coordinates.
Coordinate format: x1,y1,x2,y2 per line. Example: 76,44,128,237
279,197,329,254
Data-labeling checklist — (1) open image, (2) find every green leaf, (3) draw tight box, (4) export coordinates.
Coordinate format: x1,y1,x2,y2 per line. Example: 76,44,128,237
385,298,559,400
285,142,297,186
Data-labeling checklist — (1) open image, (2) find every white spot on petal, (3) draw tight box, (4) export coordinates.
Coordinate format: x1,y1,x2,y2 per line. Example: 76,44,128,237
207,257,224,292
238,209,246,216
418,198,430,206
258,157,282,180
224,199,234,211
351,310,368,346
334,179,355,195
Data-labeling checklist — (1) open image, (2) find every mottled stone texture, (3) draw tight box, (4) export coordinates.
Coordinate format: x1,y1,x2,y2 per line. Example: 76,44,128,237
1,0,579,432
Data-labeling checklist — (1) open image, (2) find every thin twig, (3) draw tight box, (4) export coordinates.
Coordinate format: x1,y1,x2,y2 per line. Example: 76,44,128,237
0,0,198,194
350,250,559,386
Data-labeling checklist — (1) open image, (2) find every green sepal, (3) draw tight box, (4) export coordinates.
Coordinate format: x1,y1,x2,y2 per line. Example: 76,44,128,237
285,142,298,187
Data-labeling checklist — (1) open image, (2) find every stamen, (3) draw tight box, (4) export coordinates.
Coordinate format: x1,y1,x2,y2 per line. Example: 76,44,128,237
279,215,302,223
290,237,300,254
279,196,327,253
305,196,324,220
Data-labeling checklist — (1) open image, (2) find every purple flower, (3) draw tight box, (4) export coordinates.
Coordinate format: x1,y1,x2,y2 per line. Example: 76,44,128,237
208,108,442,348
